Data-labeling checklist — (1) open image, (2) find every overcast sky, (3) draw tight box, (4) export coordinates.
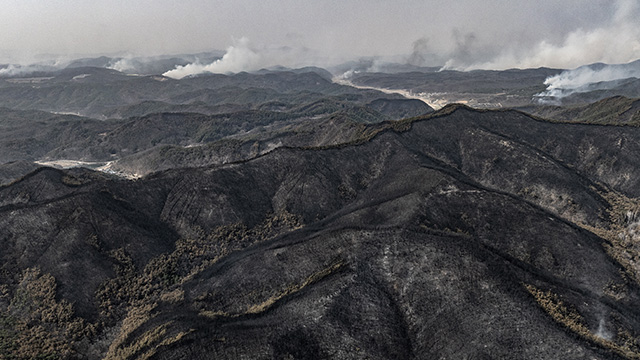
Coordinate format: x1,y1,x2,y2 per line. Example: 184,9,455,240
1,0,638,70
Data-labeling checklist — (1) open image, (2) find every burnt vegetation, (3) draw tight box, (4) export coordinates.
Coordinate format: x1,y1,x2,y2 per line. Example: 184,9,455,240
2,64,640,358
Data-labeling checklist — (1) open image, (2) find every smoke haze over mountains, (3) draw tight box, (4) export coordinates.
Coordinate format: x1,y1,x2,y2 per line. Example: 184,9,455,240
1,0,637,74
535,60,640,104
454,0,640,70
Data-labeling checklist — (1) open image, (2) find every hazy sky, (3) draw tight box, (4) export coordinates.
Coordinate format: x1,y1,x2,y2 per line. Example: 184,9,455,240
1,0,638,70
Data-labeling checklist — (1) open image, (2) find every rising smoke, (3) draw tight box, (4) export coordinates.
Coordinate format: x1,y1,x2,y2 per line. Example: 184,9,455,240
595,318,613,341
163,38,260,79
105,53,223,75
162,38,320,79
529,0,640,104
0,62,63,77
406,38,430,67
457,0,640,71
440,30,489,70
534,60,640,104
2,0,638,81
107,58,137,73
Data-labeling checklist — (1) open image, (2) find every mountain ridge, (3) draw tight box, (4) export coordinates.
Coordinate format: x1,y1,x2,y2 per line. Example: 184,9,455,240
3,105,640,358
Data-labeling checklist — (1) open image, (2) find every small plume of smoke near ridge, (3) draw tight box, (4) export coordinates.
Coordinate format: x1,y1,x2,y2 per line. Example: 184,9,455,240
595,318,613,341
0,61,66,77
108,58,136,73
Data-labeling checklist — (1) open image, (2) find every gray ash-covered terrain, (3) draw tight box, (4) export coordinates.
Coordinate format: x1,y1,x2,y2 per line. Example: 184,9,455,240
343,60,640,110
0,67,432,183
3,0,640,356
342,67,560,108
3,105,640,358
0,66,423,120
520,96,640,126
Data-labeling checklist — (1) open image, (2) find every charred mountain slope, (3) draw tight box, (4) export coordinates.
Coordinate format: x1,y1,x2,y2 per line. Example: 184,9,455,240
0,67,416,120
2,106,640,359
0,95,432,183
522,96,640,126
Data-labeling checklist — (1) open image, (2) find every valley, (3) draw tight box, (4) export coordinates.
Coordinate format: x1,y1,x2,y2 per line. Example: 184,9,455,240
333,77,450,109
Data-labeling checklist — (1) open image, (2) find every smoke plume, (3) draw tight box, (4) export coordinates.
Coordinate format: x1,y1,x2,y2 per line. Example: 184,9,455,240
440,30,490,70
459,0,640,70
0,62,63,77
162,38,319,79
108,58,136,73
163,38,260,78
594,315,613,341
407,38,430,67
534,60,640,103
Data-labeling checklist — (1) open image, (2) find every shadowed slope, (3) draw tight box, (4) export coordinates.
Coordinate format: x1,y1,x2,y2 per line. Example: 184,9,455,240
2,106,640,358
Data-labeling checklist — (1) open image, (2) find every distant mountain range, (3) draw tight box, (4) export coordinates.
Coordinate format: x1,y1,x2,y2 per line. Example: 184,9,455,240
0,52,226,77
0,68,432,183
0,65,436,120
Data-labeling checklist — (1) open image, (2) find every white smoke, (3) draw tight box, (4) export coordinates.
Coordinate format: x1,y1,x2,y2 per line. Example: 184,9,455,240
163,38,325,79
108,58,136,73
594,318,613,340
454,0,640,71
0,62,64,77
164,38,262,79
534,61,640,103
337,69,357,81
332,57,408,81
0,64,33,77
